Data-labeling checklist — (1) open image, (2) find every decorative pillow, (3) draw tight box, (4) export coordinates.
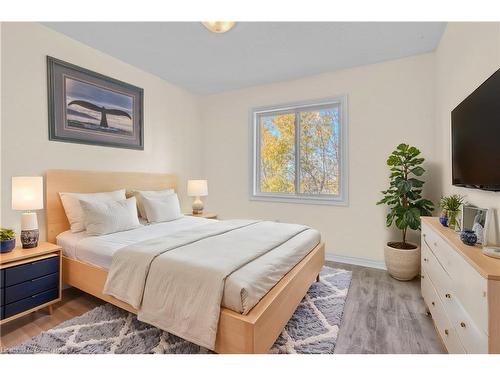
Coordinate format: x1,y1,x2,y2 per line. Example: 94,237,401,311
80,197,141,236
142,193,182,223
129,188,175,218
59,189,126,233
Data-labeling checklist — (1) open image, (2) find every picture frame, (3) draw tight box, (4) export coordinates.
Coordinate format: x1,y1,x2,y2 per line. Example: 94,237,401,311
461,205,488,244
47,56,144,150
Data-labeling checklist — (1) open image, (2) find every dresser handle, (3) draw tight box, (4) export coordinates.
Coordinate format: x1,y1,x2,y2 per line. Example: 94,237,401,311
444,329,449,335
460,322,466,328
431,301,435,306
445,293,451,299
423,258,428,262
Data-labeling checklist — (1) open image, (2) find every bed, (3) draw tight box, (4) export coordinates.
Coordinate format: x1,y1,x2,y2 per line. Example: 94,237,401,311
46,169,325,353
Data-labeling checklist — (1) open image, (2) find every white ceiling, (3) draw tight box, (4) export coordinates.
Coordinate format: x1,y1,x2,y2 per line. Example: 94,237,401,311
43,22,446,95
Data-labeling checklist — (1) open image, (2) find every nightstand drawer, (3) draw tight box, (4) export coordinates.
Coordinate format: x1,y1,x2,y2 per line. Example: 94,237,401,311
1,268,5,287
4,272,59,305
0,287,4,307
4,256,59,287
3,288,58,319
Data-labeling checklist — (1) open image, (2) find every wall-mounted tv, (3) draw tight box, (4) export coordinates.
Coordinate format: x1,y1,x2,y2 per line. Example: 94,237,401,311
452,68,500,191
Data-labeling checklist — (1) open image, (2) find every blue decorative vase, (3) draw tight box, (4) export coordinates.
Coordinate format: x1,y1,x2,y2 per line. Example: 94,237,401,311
439,216,448,227
0,238,16,253
460,230,477,246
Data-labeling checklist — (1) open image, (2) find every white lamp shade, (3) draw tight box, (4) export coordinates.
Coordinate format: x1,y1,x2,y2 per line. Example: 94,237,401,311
12,176,44,210
187,180,208,197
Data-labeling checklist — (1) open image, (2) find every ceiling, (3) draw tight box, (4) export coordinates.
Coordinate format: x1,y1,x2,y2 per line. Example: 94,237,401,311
44,22,446,95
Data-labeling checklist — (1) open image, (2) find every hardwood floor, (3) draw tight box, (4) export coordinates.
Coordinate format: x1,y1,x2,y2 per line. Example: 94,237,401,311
0,262,445,353
332,262,445,354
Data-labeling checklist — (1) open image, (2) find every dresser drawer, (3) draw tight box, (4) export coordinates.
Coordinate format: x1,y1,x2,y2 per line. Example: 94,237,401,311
4,272,59,305
422,270,465,353
422,241,454,299
4,256,59,287
3,288,58,319
442,291,488,353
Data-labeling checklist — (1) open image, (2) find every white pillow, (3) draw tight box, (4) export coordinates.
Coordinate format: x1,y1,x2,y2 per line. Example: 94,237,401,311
80,197,141,236
59,189,126,233
142,193,182,223
129,188,175,218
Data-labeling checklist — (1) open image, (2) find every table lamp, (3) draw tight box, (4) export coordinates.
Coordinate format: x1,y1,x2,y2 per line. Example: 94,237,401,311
187,180,208,214
12,176,44,249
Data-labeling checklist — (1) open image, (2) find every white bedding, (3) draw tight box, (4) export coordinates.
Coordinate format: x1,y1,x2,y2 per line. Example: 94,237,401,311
57,216,320,314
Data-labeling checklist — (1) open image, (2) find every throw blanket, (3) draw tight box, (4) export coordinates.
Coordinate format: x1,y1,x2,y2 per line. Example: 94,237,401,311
103,220,309,350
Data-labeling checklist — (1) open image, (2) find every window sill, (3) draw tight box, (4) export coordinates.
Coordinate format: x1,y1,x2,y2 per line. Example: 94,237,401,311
249,194,348,206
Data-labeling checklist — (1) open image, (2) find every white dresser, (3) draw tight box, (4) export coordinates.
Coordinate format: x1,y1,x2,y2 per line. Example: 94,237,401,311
421,217,500,353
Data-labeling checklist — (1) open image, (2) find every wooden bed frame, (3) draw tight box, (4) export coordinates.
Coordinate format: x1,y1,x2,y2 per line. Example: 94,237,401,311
46,169,325,354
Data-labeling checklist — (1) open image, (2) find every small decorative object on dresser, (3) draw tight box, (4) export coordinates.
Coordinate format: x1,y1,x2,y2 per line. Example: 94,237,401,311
0,228,16,253
187,179,208,214
377,144,434,281
460,230,478,246
439,210,449,227
0,242,62,323
461,205,488,244
12,176,44,249
439,194,465,232
482,209,500,259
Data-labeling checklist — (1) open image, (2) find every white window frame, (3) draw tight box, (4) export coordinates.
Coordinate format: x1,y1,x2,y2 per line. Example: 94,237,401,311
250,96,348,206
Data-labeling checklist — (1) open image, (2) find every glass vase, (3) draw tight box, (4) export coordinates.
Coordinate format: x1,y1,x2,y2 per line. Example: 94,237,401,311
448,210,460,231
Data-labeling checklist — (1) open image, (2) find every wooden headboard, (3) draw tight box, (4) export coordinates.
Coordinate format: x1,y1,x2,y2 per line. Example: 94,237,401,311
45,169,177,243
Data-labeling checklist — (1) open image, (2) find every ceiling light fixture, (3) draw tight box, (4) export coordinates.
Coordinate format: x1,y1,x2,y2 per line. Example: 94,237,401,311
202,21,236,34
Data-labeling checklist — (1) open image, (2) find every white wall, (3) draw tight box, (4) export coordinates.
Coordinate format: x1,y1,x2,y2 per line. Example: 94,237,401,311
435,22,500,245
1,23,203,238
200,54,438,263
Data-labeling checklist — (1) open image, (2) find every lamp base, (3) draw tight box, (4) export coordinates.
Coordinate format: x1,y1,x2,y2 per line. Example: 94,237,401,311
192,196,204,215
20,212,39,249
21,229,39,249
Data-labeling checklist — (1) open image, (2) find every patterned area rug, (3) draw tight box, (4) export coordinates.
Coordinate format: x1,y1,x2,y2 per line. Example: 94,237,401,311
4,266,351,354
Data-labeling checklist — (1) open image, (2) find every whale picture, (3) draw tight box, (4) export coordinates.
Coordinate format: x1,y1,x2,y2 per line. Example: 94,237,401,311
48,56,144,149
65,78,134,136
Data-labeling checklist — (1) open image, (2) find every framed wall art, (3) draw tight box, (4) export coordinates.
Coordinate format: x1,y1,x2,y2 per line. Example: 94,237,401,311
47,56,144,150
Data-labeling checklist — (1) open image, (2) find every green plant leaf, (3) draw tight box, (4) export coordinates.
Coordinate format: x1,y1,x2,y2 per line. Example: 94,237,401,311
410,166,425,176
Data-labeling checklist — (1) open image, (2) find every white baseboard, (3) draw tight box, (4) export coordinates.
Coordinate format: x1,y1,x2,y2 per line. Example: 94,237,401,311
325,253,386,270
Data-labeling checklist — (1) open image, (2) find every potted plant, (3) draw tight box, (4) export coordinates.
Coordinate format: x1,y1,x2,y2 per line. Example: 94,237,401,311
439,194,465,231
1,228,16,253
377,144,434,280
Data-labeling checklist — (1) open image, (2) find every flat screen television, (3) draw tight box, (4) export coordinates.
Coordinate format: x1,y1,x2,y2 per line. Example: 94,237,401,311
452,68,500,191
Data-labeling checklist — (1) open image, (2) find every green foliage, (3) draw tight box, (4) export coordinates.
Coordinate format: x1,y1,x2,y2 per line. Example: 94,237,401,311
0,228,16,241
377,144,434,245
439,194,465,212
260,110,339,195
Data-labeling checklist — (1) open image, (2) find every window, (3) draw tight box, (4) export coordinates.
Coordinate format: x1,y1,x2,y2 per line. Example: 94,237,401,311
251,97,348,205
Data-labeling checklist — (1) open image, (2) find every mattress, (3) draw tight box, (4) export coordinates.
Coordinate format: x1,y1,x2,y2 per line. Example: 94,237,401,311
57,216,320,314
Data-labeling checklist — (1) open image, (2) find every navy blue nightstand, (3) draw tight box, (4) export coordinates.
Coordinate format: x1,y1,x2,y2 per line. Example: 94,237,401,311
0,243,62,324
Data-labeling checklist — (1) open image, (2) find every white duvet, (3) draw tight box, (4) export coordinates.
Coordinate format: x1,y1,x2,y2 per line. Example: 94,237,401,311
103,220,311,350
57,216,320,315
